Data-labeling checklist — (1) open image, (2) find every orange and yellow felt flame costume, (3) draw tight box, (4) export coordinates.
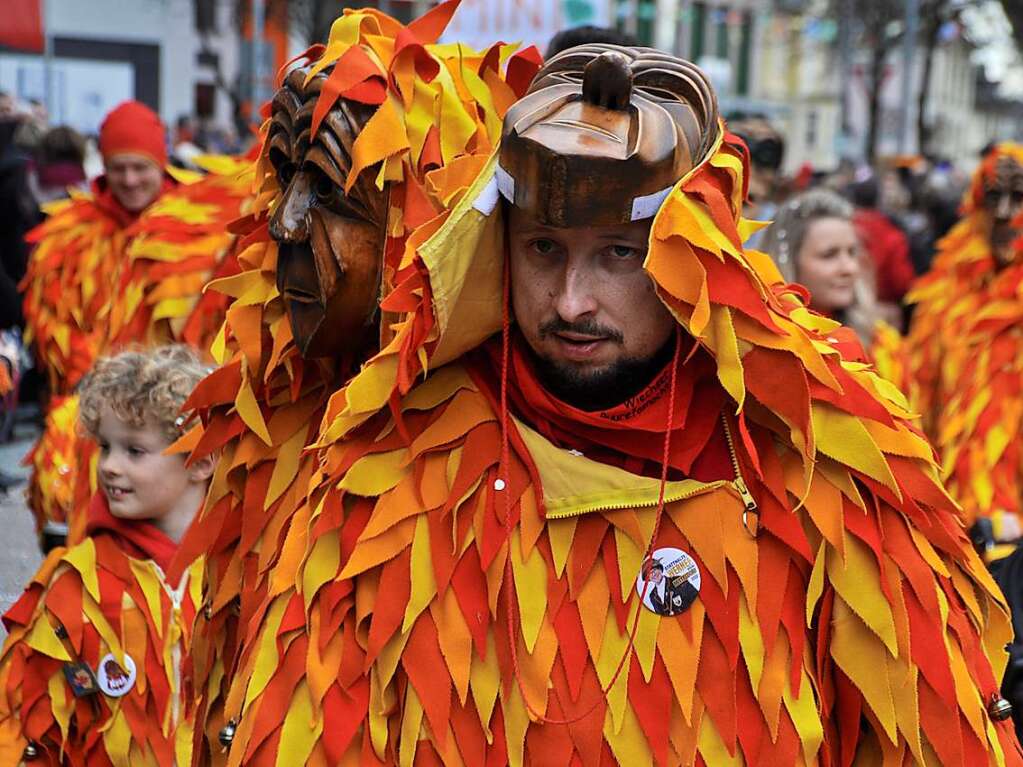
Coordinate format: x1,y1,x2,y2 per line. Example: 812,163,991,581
20,158,251,543
21,191,131,397
171,6,540,763
904,144,1023,531
206,97,1022,767
24,395,80,535
0,515,203,766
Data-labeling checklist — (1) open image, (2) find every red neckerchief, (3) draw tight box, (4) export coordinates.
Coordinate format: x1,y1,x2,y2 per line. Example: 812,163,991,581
85,492,179,572
466,332,733,482
90,174,177,228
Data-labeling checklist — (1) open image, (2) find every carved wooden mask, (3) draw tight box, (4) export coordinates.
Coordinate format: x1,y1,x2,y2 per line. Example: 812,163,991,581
982,153,1023,267
498,45,718,227
267,67,389,359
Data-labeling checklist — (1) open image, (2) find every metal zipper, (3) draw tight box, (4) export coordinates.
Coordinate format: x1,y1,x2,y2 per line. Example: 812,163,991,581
721,413,760,537
540,416,759,537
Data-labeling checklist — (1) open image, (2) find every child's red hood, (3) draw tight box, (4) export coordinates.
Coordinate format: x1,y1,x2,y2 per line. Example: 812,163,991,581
85,492,178,572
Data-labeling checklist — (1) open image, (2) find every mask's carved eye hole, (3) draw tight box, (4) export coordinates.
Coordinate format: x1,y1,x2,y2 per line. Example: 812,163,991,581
314,174,335,203
278,162,297,186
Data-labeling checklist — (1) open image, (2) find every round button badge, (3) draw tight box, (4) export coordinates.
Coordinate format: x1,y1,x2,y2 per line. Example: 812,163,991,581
636,548,701,616
96,652,137,698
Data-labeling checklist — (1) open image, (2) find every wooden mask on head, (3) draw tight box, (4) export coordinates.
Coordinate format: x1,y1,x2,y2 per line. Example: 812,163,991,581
267,67,389,359
981,152,1023,267
497,45,719,227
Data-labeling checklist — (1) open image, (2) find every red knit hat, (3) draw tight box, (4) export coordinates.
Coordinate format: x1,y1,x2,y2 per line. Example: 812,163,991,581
99,100,167,167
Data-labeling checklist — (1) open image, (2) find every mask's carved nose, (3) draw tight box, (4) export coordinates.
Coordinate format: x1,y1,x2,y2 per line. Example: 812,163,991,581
269,170,314,243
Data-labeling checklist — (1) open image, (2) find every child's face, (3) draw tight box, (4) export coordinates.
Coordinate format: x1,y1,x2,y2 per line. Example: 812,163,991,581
95,405,199,536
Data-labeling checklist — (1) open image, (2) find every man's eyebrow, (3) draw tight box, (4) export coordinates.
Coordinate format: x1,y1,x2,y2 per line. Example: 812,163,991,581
593,232,648,243
514,225,560,237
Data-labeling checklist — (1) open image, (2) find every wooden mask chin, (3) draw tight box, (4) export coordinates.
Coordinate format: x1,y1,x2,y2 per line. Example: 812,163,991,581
982,154,1023,266
267,67,388,359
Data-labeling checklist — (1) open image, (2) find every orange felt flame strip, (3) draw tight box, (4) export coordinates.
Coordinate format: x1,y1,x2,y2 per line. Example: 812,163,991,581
309,44,384,140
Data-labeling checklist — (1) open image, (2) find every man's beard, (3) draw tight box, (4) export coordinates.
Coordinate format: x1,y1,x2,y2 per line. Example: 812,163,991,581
527,322,676,412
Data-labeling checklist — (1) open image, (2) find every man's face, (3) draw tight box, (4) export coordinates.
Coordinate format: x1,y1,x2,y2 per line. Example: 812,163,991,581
508,204,676,411
104,153,164,213
0,93,14,119
982,155,1023,267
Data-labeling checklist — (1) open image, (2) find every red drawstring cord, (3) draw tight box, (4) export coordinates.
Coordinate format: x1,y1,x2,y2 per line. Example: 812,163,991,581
498,244,683,724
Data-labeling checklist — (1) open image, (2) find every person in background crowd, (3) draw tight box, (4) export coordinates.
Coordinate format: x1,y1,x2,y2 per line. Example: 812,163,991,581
729,112,786,248
904,161,967,276
760,188,883,343
0,119,38,331
0,345,214,766
171,114,203,169
904,143,1023,552
27,125,88,204
0,111,41,463
545,23,637,57
20,99,249,551
0,91,16,120
13,98,47,154
848,173,915,329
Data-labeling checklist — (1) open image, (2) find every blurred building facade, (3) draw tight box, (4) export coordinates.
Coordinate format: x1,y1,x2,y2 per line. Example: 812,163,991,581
0,0,244,138
3,0,1022,166
612,0,1023,172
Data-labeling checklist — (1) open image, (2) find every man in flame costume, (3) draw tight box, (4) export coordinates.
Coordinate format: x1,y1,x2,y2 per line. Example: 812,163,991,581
20,100,250,547
903,145,1023,543
170,4,541,762
180,15,1022,764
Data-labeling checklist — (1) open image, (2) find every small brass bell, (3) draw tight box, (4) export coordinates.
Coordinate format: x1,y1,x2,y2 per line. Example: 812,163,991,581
989,693,1013,721
22,741,39,760
219,719,238,748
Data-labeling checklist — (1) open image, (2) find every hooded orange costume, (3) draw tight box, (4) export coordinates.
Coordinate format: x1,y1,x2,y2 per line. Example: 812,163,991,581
904,144,1023,535
195,25,1021,767
169,5,540,763
21,102,251,545
1,345,213,766
0,491,203,766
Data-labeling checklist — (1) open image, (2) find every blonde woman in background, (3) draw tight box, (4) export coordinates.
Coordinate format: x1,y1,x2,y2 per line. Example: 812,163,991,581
759,187,893,345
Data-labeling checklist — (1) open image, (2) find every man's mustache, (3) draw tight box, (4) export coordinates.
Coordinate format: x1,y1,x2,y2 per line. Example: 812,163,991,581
538,317,624,344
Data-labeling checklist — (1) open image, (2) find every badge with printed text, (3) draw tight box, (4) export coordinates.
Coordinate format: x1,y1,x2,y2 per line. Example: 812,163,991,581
96,653,136,698
62,661,99,697
636,548,701,616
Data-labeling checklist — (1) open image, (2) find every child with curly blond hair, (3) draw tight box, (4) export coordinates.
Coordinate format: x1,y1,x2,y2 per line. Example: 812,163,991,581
0,345,214,766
